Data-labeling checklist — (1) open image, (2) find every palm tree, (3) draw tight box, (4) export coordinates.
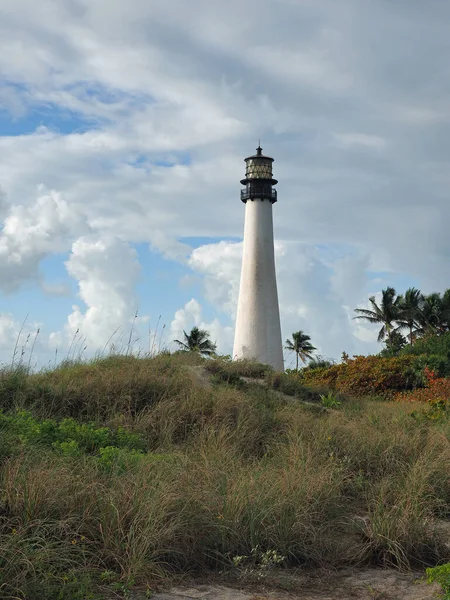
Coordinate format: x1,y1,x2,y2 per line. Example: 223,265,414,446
414,293,444,337
439,289,450,333
353,287,403,344
284,331,316,371
396,287,424,344
174,326,217,356
379,329,407,356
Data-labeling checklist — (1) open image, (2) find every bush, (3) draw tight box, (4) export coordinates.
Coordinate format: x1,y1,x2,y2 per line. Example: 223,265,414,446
301,355,422,399
396,367,450,408
205,358,273,380
401,332,450,377
0,410,147,458
409,354,449,382
266,371,331,404
426,563,450,599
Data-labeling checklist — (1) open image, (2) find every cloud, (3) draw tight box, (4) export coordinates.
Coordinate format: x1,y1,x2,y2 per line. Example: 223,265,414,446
1,0,450,365
188,242,242,315
0,188,88,293
169,298,233,355
0,313,25,366
185,239,380,362
333,133,387,150
0,313,47,369
52,235,144,354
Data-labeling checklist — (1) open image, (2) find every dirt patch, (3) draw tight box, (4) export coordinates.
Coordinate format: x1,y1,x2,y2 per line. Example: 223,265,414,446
187,366,213,388
149,568,441,600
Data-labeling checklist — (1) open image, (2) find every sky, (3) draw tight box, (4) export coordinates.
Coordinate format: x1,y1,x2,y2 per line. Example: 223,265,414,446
0,0,448,370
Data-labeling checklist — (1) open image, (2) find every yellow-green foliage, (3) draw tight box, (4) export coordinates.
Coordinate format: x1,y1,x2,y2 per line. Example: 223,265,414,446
426,562,450,599
301,354,421,398
1,354,450,599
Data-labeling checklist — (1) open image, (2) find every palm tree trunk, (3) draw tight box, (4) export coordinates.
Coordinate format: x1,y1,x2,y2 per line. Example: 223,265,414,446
387,324,392,346
410,324,413,345
296,352,299,372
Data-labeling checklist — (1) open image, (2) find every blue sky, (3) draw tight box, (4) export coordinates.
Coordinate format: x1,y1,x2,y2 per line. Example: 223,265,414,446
1,0,449,368
0,98,94,136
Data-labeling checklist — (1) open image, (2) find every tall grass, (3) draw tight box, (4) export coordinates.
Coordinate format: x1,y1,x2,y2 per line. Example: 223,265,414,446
1,353,450,598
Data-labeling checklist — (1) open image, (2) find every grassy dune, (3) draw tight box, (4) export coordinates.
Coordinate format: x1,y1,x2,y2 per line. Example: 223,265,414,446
0,353,449,599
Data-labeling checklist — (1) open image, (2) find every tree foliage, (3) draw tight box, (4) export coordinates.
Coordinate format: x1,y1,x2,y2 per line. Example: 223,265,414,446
284,331,316,371
174,326,217,356
353,287,403,344
354,287,450,351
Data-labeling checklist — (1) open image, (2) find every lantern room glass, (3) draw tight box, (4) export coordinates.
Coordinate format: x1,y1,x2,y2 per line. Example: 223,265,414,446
245,158,273,180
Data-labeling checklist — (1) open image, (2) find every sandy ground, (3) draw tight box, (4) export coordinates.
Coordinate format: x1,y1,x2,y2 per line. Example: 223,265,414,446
149,568,441,600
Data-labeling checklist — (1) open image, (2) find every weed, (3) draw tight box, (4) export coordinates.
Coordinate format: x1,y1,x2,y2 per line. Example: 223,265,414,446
320,392,341,408
426,563,450,599
232,546,286,579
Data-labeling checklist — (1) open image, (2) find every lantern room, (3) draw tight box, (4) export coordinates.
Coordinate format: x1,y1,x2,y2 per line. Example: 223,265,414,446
240,145,278,203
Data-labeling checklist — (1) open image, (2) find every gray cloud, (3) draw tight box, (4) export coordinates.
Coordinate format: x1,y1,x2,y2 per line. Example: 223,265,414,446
0,0,449,359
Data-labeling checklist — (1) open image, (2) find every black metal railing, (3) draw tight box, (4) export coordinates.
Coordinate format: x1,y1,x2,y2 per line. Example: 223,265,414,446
240,188,277,203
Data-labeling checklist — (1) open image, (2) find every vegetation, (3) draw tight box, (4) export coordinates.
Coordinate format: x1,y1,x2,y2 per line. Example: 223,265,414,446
399,331,450,376
302,356,335,370
1,351,450,599
5,286,450,599
354,286,450,351
284,330,316,370
174,326,217,356
426,563,450,599
301,354,422,399
354,286,404,345
205,356,272,385
397,287,423,344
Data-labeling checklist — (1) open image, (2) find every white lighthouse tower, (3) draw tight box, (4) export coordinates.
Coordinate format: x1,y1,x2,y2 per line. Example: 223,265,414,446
233,145,284,371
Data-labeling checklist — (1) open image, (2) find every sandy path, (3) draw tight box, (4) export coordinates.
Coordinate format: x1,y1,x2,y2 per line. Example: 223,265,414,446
151,568,441,600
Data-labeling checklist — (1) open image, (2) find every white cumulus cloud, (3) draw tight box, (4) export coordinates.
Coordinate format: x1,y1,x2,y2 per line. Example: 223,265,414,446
170,298,233,355
51,235,144,355
0,188,88,293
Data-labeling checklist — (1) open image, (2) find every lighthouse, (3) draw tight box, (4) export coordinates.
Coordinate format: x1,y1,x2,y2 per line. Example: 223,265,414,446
233,146,284,371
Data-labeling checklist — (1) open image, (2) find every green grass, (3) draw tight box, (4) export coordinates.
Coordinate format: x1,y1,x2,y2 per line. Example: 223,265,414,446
0,353,450,598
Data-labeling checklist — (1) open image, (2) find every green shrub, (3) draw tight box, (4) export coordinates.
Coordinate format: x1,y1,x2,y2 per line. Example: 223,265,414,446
0,410,146,455
407,353,449,381
402,332,450,357
426,563,450,599
97,446,144,474
52,439,83,458
401,333,450,377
